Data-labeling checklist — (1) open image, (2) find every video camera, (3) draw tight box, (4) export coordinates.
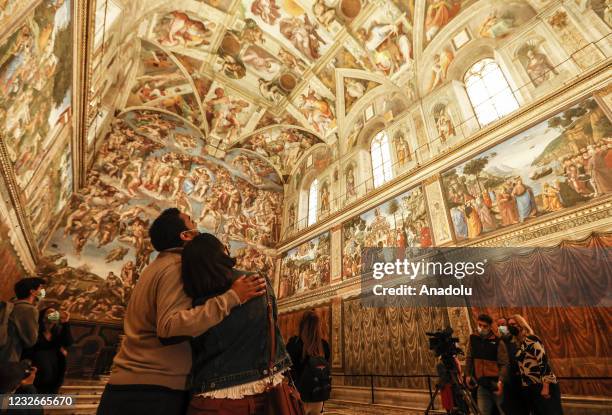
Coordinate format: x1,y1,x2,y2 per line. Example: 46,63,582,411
425,327,481,414
426,327,463,360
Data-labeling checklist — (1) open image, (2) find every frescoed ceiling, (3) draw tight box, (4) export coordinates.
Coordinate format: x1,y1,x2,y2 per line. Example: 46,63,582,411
108,0,545,175
115,1,420,153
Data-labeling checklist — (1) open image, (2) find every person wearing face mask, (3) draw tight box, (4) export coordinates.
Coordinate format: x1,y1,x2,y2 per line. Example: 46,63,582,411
497,317,528,415
22,307,73,394
465,314,509,415
0,277,46,363
508,315,563,415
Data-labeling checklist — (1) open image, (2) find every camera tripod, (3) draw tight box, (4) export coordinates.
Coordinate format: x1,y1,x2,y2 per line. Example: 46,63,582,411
424,364,481,415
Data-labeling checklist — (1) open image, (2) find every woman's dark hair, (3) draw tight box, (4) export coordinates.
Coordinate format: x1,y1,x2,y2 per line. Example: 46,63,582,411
299,310,324,358
182,233,236,299
149,208,189,252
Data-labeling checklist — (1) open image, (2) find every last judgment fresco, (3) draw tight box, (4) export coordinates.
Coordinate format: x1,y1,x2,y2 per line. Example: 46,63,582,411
40,109,283,322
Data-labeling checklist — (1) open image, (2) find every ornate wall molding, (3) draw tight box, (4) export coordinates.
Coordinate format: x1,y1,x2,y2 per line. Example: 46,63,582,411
74,0,96,190
278,197,612,312
0,179,35,273
463,198,612,247
0,136,40,262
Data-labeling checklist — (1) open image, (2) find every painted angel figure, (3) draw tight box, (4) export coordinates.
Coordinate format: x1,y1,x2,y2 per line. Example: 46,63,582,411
313,0,336,27
159,11,215,47
299,89,334,133
258,79,284,103
345,79,366,99
357,21,397,52
424,0,461,42
426,48,454,92
279,15,325,60
242,46,282,79
250,0,281,25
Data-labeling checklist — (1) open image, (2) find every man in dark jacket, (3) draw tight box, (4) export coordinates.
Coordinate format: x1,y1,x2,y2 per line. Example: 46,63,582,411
465,314,509,415
0,278,46,363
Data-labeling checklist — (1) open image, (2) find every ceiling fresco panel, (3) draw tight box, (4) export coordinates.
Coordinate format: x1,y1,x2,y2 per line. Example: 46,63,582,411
291,79,337,136
423,0,478,47
242,0,335,64
151,10,217,56
148,92,204,126
255,110,300,129
0,0,73,189
196,0,234,13
352,1,414,78
203,82,259,145
126,41,194,108
235,127,324,175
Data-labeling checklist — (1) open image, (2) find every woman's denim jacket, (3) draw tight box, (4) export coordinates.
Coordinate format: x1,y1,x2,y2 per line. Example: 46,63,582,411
188,270,292,394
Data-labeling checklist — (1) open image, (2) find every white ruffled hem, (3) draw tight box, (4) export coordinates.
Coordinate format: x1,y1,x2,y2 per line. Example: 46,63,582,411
197,369,288,399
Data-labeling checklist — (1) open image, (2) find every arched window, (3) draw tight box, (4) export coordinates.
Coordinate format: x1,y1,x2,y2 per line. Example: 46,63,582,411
464,58,519,127
370,131,393,188
307,179,319,226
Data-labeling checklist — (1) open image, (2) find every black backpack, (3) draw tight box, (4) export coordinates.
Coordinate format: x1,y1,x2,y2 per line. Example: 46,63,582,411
299,355,331,402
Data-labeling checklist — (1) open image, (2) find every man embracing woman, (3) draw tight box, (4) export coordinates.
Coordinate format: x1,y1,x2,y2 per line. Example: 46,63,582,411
98,208,295,415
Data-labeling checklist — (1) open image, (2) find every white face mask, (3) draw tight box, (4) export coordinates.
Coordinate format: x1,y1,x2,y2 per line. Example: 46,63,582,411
47,311,61,322
498,325,509,336
36,288,46,301
478,327,490,337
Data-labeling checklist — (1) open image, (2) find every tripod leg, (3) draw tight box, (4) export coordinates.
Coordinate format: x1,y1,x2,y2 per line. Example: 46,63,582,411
424,385,441,414
459,386,482,415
